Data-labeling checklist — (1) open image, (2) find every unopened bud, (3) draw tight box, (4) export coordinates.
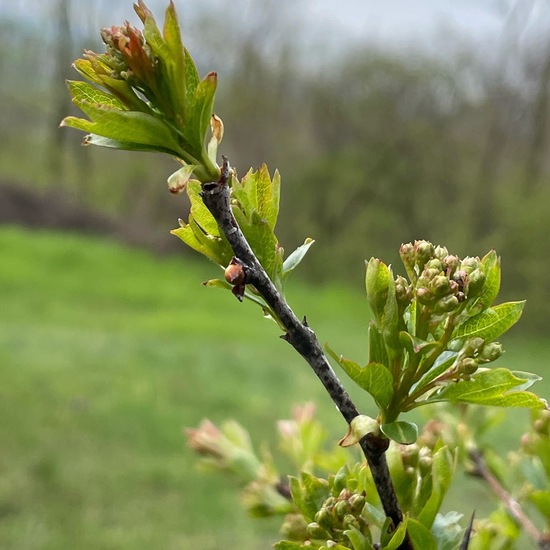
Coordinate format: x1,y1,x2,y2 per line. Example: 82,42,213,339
415,240,435,268
416,287,434,305
335,499,350,517
306,521,329,540
463,338,485,357
400,242,415,263
452,270,469,293
343,514,359,530
431,275,452,298
315,508,332,530
395,275,411,304
426,258,443,271
418,452,433,474
348,493,366,515
434,245,449,260
461,256,480,273
478,342,503,363
458,357,478,375
467,268,486,299
442,254,460,274
434,295,459,313
400,443,420,467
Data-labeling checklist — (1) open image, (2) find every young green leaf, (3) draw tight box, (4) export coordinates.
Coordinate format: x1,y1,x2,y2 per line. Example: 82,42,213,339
368,322,389,366
62,106,186,158
380,421,418,445
380,517,408,550
232,165,280,230
475,250,501,310
230,166,283,282
452,301,525,342
406,518,437,550
410,351,458,402
288,472,330,521
325,344,394,409
344,525,372,550
366,258,400,355
283,239,315,278
427,368,547,408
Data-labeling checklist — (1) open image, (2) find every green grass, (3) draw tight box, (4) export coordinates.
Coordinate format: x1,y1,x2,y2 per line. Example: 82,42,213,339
0,226,548,549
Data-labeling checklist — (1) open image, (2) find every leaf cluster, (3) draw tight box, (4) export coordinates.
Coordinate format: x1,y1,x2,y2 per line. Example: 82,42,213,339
328,241,546,445
172,164,314,320
61,0,221,182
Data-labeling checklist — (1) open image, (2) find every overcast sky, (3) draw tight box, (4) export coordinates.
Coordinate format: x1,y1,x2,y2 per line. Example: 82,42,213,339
2,0,549,60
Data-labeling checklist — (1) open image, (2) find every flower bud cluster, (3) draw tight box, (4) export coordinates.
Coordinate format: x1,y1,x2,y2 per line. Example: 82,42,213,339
399,240,489,317
454,338,503,379
304,489,369,546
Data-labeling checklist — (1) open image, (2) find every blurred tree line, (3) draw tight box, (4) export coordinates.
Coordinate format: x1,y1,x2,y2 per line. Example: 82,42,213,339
1,0,549,332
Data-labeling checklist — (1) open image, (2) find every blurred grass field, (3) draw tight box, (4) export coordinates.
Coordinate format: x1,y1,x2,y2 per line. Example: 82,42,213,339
0,226,548,549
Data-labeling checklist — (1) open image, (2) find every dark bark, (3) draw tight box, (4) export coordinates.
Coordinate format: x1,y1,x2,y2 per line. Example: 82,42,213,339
200,157,411,548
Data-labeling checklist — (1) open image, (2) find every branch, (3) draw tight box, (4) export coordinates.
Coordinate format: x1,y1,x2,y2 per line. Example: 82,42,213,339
200,157,411,548
469,448,550,550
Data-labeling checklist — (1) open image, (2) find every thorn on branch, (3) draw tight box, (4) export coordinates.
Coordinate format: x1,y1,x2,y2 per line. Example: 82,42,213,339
302,316,309,327
459,510,475,550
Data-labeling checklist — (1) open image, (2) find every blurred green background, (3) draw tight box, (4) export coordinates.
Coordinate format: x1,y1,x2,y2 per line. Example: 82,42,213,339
1,0,549,548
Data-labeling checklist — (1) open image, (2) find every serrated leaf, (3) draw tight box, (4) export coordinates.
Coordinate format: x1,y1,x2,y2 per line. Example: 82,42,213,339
67,80,128,110
228,166,282,281
99,74,152,112
406,518,437,550
452,301,525,341
233,165,280,230
476,250,501,310
412,351,458,399
380,517,408,550
366,258,399,354
283,238,315,278
288,473,330,521
170,180,232,266
368,322,389,366
344,525,372,550
162,1,186,116
380,421,418,444
233,204,280,280
186,180,222,236
171,222,230,266
74,134,183,157
62,105,185,157
427,368,547,408
184,72,218,158
325,344,394,409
